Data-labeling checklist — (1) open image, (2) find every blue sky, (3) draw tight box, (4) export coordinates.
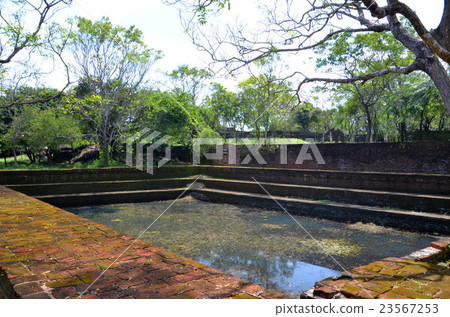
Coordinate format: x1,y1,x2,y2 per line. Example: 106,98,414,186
48,0,443,92
55,0,208,73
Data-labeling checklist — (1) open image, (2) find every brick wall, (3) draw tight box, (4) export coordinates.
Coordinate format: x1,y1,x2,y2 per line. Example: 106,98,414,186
212,141,449,174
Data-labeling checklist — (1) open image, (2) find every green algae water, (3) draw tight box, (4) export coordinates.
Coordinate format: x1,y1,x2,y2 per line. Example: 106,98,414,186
68,197,435,297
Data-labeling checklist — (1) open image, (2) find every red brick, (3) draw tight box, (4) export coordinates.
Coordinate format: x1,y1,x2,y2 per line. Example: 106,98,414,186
10,273,46,285
52,286,78,299
46,270,72,280
170,289,205,299
172,270,208,283
313,285,339,299
261,289,291,299
157,283,192,297
80,294,99,299
22,292,51,299
377,292,409,299
0,186,295,300
96,291,119,299
115,277,148,289
13,282,44,296
116,288,137,298
186,279,217,292
241,283,265,295
116,269,145,281
202,286,238,298
68,266,100,276
357,288,380,299
146,269,176,281
171,264,193,275
430,241,448,250
135,291,165,299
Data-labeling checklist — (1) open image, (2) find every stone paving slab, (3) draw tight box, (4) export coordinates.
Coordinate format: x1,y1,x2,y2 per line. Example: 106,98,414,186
0,186,289,299
301,240,450,299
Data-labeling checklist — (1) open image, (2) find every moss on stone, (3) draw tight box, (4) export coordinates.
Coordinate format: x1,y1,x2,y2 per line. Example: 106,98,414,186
46,277,83,288
231,293,260,299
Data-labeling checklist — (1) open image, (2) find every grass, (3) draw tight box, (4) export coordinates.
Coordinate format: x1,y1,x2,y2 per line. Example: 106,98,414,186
224,138,307,145
0,154,127,170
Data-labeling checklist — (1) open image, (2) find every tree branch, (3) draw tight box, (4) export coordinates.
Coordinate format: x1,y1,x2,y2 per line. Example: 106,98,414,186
297,61,418,96
361,0,450,64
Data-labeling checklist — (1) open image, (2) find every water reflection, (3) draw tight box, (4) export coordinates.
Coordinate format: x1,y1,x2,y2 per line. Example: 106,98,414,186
69,198,434,297
199,248,338,296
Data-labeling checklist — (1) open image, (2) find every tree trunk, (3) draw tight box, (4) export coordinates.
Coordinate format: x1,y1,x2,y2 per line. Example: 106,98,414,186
419,110,424,140
12,139,18,165
46,149,53,165
421,56,450,114
103,140,109,167
24,146,35,163
365,110,372,143
399,122,407,142
373,113,379,142
102,119,110,167
264,112,269,144
254,122,260,140
439,116,446,130
431,0,450,53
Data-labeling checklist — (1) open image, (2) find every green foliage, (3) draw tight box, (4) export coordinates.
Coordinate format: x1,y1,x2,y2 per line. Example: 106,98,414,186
64,16,162,166
168,64,211,104
0,1,71,108
98,145,112,167
25,108,80,161
195,0,231,25
314,30,421,142
238,74,296,138
316,30,414,75
295,103,321,132
133,89,202,145
201,83,243,130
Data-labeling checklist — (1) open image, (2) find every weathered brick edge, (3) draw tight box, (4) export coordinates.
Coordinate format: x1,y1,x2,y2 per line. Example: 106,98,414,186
0,186,289,299
301,239,450,299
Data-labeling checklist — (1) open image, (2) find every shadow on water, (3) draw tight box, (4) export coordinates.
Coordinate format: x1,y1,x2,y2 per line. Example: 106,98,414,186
69,197,436,297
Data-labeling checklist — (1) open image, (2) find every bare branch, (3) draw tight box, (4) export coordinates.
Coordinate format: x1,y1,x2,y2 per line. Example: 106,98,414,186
297,61,418,95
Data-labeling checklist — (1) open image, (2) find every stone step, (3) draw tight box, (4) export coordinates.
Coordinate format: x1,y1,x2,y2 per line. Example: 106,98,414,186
200,166,450,195
201,178,450,214
1,166,448,195
35,188,190,208
0,166,199,184
21,175,450,214
192,188,450,235
32,183,450,234
7,177,196,196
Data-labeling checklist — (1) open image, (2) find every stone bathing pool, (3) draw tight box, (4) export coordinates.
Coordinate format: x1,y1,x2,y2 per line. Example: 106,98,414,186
67,196,436,298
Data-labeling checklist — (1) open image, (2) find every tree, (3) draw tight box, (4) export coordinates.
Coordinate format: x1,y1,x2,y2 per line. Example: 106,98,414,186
0,0,72,108
295,103,321,133
202,83,243,131
167,65,211,105
330,103,365,142
133,89,203,145
315,30,414,142
167,0,450,113
238,74,295,140
1,87,63,164
384,73,448,141
3,106,32,164
25,108,80,164
65,17,162,167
